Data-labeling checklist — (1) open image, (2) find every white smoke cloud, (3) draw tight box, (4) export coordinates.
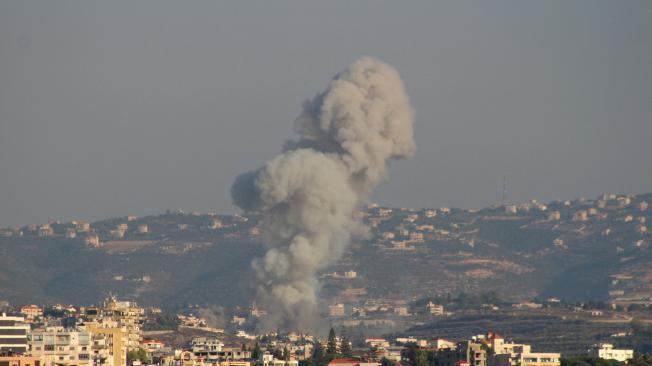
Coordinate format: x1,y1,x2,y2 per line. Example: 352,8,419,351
231,57,415,331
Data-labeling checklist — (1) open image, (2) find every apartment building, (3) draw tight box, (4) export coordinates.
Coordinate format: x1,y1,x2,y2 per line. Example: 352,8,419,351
28,328,92,366
486,335,559,366
0,314,29,354
83,297,143,351
82,323,125,366
191,337,224,362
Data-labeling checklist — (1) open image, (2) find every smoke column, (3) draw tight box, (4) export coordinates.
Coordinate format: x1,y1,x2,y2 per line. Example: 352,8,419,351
231,57,415,331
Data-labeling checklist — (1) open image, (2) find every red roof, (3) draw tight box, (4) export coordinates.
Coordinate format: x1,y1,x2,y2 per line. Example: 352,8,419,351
329,359,360,365
487,331,503,340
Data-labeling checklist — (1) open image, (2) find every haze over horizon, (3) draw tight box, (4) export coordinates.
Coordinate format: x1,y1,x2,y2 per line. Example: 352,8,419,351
1,1,651,227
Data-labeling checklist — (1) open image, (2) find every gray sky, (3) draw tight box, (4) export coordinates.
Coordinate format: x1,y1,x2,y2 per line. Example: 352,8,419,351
1,1,651,227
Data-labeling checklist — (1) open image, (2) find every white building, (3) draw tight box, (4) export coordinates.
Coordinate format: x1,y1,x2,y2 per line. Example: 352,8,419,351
137,224,148,234
588,344,633,362
65,229,77,239
426,301,444,315
488,336,560,366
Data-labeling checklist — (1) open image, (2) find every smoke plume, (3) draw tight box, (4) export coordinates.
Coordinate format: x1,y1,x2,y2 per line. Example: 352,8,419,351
231,57,415,331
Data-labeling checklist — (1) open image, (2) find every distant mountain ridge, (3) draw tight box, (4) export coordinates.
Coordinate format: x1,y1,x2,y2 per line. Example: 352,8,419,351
0,192,650,310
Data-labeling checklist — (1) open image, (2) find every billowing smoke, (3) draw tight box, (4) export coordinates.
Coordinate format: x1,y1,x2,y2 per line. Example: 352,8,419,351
231,57,415,331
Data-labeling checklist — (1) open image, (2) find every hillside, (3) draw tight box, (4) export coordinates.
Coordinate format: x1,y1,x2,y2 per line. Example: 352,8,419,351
0,193,650,310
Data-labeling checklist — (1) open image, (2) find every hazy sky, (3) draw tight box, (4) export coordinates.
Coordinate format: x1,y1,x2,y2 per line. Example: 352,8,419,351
1,1,651,227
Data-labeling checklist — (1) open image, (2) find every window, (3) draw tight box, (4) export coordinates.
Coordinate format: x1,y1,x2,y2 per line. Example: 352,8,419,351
79,354,90,360
44,345,54,351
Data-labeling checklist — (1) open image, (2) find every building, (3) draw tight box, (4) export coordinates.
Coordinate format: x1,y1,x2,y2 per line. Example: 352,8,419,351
84,234,100,247
432,338,456,350
19,306,43,322
365,338,390,349
38,225,53,237
141,339,164,352
572,211,588,222
28,328,92,366
82,323,125,366
74,222,91,233
409,232,424,243
219,347,251,361
393,307,409,317
259,353,298,366
0,314,29,354
588,344,633,362
328,304,345,317
109,229,125,239
432,342,487,366
486,335,559,366
512,351,560,366
463,342,487,366
210,219,223,230
0,355,42,366
191,337,223,361
65,229,77,239
83,297,143,351
426,301,444,315
547,212,561,221
136,225,148,234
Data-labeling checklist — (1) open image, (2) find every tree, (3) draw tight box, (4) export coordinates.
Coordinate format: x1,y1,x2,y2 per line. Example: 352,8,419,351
381,357,394,366
339,328,352,356
415,349,429,366
327,328,338,355
312,341,324,366
252,342,262,360
284,346,290,361
127,348,148,365
403,344,429,366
